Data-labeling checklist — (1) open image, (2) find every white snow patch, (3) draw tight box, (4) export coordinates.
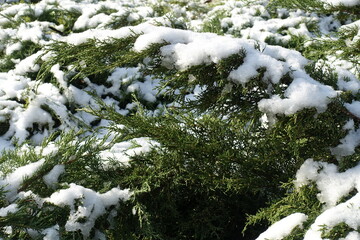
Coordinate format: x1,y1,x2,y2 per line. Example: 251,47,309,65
321,0,360,7
341,232,360,240
16,22,45,43
34,142,59,156
304,193,360,239
42,225,59,240
43,165,65,188
0,204,18,217
334,101,360,157
292,159,360,238
12,51,43,75
0,158,45,201
337,71,360,93
46,183,131,237
256,213,308,240
100,137,160,165
295,159,360,207
12,101,54,143
258,77,338,115
345,101,360,119
331,130,360,157
5,42,22,55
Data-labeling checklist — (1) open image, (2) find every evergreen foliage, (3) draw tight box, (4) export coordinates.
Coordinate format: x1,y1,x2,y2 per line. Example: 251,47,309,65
0,0,359,239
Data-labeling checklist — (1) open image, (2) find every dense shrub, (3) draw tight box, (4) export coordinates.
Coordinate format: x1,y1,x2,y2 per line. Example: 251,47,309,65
0,0,359,239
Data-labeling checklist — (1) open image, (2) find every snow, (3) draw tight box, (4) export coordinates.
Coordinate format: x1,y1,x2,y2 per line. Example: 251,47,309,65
36,83,67,105
345,101,360,119
296,159,360,207
0,74,29,100
0,158,45,201
36,142,59,156
99,137,160,166
337,71,360,93
43,164,65,188
103,67,145,101
12,100,54,143
321,0,360,7
212,1,318,43
256,213,308,240
64,28,122,45
0,204,18,217
229,50,284,84
131,77,159,103
5,42,22,55
12,51,42,76
290,159,360,238
331,129,360,158
42,225,59,240
258,77,338,115
317,16,342,34
129,24,310,88
16,22,46,44
296,160,344,206
342,232,360,240
0,0,355,152
0,0,359,238
50,64,68,90
304,193,360,239
0,139,13,152
46,183,131,237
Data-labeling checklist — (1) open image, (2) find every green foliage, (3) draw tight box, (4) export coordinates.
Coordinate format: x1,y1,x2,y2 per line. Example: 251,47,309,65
82,62,356,238
148,2,172,17
104,11,145,30
36,36,173,113
0,0,359,239
340,149,360,171
320,222,356,239
268,0,360,74
31,30,359,238
38,8,82,35
268,0,324,12
0,5,81,34
0,200,69,238
86,105,276,239
245,182,323,239
265,34,308,54
1,131,107,190
0,40,41,72
268,0,360,20
307,26,360,72
0,130,131,239
37,35,156,86
201,10,229,35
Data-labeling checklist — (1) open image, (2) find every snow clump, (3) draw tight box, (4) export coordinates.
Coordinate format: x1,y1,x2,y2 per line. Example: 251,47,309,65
256,213,308,240
46,184,131,238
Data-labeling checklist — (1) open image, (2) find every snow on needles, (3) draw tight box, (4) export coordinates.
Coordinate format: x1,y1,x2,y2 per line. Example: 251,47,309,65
63,22,309,85
256,213,308,240
65,23,336,117
258,77,338,115
0,0,357,149
0,158,45,201
46,184,131,238
0,0,359,239
120,24,337,116
259,157,360,239
119,24,337,116
321,0,360,7
295,159,360,239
